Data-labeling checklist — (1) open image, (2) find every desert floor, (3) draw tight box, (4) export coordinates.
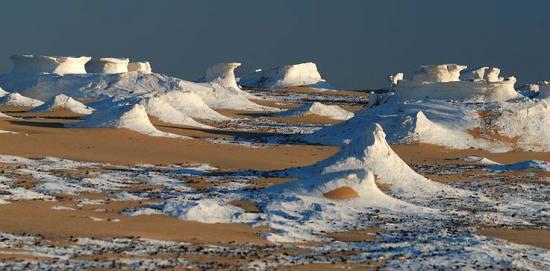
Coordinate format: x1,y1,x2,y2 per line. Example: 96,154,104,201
0,87,548,270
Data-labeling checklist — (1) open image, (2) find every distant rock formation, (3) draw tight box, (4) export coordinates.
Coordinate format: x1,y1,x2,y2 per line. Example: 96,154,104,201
10,55,90,75
412,64,466,83
202,62,241,90
240,62,331,89
128,62,152,73
393,64,518,102
86,58,129,74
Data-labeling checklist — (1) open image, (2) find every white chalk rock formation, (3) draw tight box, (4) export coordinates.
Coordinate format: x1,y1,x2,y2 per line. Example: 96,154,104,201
128,62,152,73
70,103,185,138
536,81,550,99
0,87,9,97
0,92,44,107
0,65,276,112
29,94,94,114
196,63,277,111
86,58,129,74
274,102,354,120
395,64,519,102
389,72,404,86
240,62,330,89
461,67,488,81
203,63,241,90
412,64,466,83
10,55,90,75
277,124,463,201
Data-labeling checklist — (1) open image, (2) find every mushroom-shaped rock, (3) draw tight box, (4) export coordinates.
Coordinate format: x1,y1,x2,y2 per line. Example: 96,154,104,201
412,64,467,83
86,58,129,74
203,63,241,90
10,55,91,75
128,62,152,73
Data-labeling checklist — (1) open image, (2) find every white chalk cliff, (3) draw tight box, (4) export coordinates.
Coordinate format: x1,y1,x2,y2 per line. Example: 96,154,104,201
10,55,90,75
86,58,129,74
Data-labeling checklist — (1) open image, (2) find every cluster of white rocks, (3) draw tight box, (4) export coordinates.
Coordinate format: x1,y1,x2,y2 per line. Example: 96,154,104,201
10,55,152,75
391,64,519,102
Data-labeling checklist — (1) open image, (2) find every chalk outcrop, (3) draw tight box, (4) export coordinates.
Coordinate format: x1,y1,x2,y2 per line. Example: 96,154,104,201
0,92,44,107
240,62,330,89
10,55,90,75
86,58,129,74
70,103,185,138
389,72,404,86
29,94,94,114
128,62,152,73
394,64,519,102
536,81,550,99
274,102,354,120
202,63,241,90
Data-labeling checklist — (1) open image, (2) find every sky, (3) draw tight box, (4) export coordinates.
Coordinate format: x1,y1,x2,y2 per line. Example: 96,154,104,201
1,0,549,89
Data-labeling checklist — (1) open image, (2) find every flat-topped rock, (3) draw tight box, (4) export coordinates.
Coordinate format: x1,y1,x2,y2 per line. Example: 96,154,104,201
128,61,152,73
10,55,91,75
394,64,519,102
240,62,327,89
412,64,467,83
86,57,129,74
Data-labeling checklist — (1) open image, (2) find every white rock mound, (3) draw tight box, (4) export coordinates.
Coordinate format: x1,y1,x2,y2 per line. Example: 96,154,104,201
10,55,90,75
274,102,354,120
0,87,8,97
127,62,152,73
143,91,230,123
202,63,242,90
291,124,458,197
0,93,44,107
29,94,94,114
69,103,185,138
240,62,333,89
197,63,277,111
86,58,129,74
394,64,519,102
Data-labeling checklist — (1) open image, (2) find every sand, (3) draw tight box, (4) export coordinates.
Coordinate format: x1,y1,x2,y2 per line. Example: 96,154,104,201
0,200,268,245
478,228,550,249
391,143,550,165
0,117,338,170
323,186,360,200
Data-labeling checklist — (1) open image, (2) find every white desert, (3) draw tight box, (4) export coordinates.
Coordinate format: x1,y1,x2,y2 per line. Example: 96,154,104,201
0,48,548,271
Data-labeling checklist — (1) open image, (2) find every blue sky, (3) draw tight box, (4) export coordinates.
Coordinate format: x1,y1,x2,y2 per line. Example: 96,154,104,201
1,0,549,89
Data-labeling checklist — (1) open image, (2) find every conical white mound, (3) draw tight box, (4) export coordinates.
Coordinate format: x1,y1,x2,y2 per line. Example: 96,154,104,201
69,103,186,138
293,124,469,198
274,102,354,120
29,94,94,114
0,92,43,107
